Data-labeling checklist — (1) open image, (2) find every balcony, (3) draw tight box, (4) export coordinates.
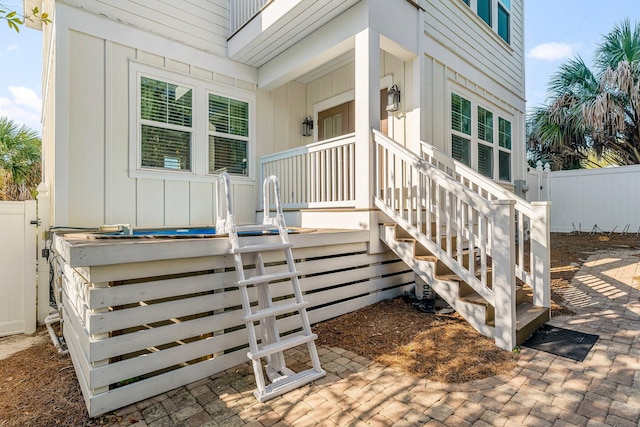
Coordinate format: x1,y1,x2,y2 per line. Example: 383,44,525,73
228,0,360,67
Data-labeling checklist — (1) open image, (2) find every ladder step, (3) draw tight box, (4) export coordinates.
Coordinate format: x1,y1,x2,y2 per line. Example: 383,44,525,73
254,368,326,403
236,224,278,233
232,242,294,254
238,271,301,287
243,301,310,322
248,333,318,360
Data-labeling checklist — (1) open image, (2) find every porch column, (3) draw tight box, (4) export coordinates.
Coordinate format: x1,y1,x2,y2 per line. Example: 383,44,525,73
354,28,380,209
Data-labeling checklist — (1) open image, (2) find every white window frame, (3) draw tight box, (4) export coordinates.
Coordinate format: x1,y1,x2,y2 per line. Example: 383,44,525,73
449,88,514,184
129,61,255,182
459,0,511,45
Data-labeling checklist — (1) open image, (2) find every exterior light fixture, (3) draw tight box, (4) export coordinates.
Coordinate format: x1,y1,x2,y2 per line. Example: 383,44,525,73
386,84,401,112
302,116,314,137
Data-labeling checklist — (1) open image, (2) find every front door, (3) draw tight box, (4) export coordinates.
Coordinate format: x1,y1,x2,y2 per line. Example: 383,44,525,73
317,89,389,141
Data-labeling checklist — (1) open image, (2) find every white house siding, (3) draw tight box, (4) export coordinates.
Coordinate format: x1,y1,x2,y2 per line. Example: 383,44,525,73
44,3,259,228
421,0,526,182
60,0,230,57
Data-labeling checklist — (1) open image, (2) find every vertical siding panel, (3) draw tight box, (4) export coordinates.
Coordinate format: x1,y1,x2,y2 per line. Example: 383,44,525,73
68,31,106,227
165,181,191,226
137,179,165,226
105,41,137,225
190,182,215,225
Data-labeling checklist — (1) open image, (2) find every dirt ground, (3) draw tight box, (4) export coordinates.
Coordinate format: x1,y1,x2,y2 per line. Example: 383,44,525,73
1,232,639,426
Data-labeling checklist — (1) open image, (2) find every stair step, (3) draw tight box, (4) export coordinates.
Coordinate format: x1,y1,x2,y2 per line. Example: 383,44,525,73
248,333,318,360
238,271,301,287
232,242,293,254
254,368,326,403
243,301,310,322
415,255,438,262
435,265,490,283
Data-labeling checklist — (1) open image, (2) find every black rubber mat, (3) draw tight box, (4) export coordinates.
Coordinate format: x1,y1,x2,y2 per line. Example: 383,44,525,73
523,324,599,362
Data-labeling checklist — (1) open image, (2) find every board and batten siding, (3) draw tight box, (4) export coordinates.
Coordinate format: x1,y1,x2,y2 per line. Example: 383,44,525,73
421,0,527,182
51,4,258,228
53,231,414,417
424,0,525,100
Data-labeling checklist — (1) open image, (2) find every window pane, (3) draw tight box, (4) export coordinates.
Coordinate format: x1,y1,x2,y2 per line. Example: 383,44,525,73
451,93,471,135
452,135,471,166
477,0,491,26
478,143,493,178
462,0,470,5
499,151,511,181
208,94,249,137
500,0,510,10
478,107,493,143
209,136,247,176
141,125,191,171
499,117,512,149
141,77,192,127
498,4,510,43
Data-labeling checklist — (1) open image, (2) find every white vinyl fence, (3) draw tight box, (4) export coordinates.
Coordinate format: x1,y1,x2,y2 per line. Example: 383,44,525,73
0,201,37,336
527,164,640,233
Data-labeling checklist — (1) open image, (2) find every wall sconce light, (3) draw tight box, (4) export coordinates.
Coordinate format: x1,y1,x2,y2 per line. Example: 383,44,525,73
302,116,314,137
386,84,401,112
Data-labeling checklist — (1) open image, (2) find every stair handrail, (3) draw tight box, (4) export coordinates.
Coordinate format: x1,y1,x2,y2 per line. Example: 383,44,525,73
420,140,550,307
420,141,532,214
373,130,499,305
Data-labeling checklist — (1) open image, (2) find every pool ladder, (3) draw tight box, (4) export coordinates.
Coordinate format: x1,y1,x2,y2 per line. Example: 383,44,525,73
215,173,325,402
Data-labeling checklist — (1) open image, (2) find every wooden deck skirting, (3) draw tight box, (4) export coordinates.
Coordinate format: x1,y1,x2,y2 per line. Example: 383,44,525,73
52,229,413,417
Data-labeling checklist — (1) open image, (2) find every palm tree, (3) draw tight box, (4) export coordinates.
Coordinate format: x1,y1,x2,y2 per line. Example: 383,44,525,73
528,19,640,168
0,117,41,200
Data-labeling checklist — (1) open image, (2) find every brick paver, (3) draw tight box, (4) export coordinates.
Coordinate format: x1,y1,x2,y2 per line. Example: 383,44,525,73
101,248,640,426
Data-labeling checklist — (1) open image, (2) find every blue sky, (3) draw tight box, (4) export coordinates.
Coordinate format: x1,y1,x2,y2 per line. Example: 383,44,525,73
1,1,639,134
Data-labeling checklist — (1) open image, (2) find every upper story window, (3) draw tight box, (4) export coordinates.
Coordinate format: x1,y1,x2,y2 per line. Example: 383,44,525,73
461,0,510,44
130,62,254,181
450,92,512,183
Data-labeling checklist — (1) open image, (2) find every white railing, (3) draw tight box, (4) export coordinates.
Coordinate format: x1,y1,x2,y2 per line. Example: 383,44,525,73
230,0,271,34
420,141,550,308
374,130,550,350
260,133,356,209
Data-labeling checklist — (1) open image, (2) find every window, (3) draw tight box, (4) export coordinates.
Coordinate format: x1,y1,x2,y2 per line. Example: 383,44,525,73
498,117,511,181
477,0,491,26
139,77,193,171
131,63,254,181
498,3,510,43
459,0,511,44
450,91,513,182
451,94,471,135
208,94,249,176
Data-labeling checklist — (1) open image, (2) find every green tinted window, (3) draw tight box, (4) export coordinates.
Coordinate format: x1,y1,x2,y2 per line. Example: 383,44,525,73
498,4,510,43
451,94,472,135
477,0,491,26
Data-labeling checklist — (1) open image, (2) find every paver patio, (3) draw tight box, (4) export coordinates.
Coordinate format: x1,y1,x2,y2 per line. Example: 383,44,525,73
105,249,640,426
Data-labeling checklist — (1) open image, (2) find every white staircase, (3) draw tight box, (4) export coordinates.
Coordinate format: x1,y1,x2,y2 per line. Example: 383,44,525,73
373,130,551,351
216,173,325,402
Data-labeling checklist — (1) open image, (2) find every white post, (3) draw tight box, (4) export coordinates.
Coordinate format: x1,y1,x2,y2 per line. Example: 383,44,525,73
23,200,37,334
354,28,380,210
492,199,516,351
36,183,51,323
531,201,551,308
535,160,543,201
543,163,551,201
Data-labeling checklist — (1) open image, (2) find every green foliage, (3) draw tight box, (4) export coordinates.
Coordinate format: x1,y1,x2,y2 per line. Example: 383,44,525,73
0,3,51,32
527,18,640,170
0,117,41,200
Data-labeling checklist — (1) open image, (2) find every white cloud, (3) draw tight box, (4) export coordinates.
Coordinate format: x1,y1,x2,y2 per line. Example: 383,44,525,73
0,86,42,133
527,42,576,62
6,44,18,51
